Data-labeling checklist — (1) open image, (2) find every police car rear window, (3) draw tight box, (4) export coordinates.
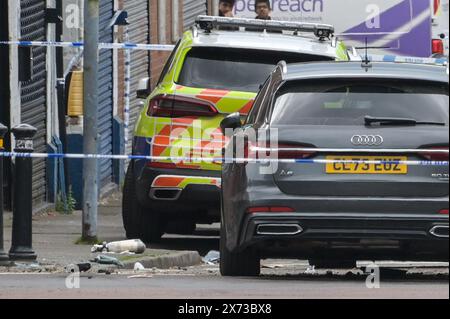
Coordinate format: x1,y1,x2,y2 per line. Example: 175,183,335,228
177,47,332,93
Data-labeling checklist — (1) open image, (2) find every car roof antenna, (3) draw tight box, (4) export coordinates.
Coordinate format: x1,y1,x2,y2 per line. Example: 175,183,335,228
361,37,372,72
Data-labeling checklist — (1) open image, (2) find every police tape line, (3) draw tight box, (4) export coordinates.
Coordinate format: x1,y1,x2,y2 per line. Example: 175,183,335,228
0,152,448,166
0,41,175,51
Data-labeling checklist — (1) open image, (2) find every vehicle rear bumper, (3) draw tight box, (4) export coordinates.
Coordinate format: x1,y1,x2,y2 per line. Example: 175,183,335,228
135,166,221,217
237,213,449,261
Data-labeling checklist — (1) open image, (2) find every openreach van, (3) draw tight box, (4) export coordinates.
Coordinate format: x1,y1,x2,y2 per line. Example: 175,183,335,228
234,0,447,57
431,0,449,56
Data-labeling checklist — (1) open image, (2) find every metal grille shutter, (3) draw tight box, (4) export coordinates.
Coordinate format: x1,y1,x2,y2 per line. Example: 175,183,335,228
183,0,207,30
98,0,114,190
124,0,150,156
20,0,47,206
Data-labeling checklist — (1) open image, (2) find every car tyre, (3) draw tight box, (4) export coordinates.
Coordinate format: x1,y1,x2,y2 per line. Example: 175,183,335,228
220,224,260,277
122,162,164,243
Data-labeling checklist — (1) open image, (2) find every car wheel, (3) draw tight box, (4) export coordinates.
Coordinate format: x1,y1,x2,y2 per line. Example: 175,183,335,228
122,162,164,243
219,224,260,277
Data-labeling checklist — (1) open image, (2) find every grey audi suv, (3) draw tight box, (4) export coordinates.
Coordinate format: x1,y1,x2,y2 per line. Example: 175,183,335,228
220,61,449,276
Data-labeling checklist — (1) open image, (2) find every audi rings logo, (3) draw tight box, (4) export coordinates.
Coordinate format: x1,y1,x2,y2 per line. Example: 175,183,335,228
351,135,384,146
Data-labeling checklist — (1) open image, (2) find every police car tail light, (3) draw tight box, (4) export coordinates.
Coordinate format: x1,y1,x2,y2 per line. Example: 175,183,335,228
420,146,449,161
432,39,444,55
440,209,449,215
148,95,218,118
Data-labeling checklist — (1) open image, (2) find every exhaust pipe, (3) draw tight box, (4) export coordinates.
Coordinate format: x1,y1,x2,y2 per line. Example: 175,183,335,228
256,224,303,236
430,225,449,238
149,188,182,201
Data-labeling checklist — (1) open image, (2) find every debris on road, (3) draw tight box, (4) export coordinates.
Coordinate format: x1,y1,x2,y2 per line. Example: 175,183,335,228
305,266,316,275
133,262,145,271
91,239,146,254
14,263,42,271
202,251,220,265
127,274,153,279
91,255,125,268
65,263,92,273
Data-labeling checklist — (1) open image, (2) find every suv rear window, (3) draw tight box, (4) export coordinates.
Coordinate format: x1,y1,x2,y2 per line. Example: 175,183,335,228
178,48,333,93
271,79,449,126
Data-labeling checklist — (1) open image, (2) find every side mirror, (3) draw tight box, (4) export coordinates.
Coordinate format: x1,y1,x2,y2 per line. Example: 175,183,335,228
136,78,151,99
220,112,242,135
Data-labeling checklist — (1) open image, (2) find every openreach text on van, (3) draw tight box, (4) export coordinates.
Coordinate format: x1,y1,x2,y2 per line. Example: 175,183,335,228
234,0,324,13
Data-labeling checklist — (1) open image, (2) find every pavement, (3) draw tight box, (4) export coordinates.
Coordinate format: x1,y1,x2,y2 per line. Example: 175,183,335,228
0,191,202,273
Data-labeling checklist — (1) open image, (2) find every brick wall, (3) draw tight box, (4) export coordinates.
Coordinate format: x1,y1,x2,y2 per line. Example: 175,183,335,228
149,0,184,90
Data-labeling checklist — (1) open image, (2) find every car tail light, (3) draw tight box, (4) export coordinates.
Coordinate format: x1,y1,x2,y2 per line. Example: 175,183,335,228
420,146,449,161
147,162,178,169
440,209,449,215
147,95,218,118
242,142,316,160
432,39,444,55
247,206,295,213
277,144,317,159
434,0,440,15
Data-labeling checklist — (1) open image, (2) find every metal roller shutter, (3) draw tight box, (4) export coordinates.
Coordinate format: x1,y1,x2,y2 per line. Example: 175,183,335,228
183,0,208,31
20,0,47,207
124,0,150,156
98,0,114,191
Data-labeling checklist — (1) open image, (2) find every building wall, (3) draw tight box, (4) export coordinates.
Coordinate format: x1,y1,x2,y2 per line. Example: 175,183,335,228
149,0,184,90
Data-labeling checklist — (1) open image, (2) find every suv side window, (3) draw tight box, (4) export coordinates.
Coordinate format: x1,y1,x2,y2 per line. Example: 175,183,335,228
156,39,182,86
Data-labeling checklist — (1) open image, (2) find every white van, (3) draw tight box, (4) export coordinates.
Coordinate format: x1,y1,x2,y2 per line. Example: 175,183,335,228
233,0,443,57
431,0,449,56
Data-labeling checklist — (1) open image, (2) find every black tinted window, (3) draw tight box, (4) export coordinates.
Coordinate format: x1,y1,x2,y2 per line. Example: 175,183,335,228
178,48,332,93
271,79,449,126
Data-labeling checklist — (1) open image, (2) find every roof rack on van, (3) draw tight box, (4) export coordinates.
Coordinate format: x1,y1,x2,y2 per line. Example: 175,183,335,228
195,16,334,41
365,54,448,66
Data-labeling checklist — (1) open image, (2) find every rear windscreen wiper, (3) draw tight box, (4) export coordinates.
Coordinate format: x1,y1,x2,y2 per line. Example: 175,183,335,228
364,116,446,127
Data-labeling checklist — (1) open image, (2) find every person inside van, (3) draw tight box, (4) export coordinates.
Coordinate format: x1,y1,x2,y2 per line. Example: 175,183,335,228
255,0,272,20
219,0,235,17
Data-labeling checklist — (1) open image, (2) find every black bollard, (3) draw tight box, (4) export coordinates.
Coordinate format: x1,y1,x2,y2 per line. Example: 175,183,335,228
0,123,9,263
9,124,37,261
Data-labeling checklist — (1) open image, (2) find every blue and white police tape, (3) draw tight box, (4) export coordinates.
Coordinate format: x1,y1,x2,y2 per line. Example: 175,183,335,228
0,41,175,51
365,54,448,66
0,152,448,166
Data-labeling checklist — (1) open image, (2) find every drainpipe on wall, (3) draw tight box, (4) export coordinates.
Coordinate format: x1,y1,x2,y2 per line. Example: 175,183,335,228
212,0,219,16
172,0,180,42
158,0,167,44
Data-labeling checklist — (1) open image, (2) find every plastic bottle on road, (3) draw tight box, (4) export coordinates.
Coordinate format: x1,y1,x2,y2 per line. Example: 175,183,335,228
106,239,146,254
91,239,146,254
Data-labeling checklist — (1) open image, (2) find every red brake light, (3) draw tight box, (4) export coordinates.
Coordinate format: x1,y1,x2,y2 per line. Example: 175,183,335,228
420,146,449,161
440,209,449,215
434,0,440,15
243,142,317,160
432,39,444,55
277,144,317,159
147,95,218,118
147,162,178,169
247,206,295,213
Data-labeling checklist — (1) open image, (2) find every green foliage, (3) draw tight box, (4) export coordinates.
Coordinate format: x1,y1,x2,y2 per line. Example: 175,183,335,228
56,187,77,214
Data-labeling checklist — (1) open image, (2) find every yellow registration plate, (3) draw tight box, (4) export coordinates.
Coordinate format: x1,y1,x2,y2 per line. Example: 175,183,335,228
326,156,408,174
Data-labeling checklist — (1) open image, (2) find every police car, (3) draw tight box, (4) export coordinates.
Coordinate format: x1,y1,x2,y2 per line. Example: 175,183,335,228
123,16,351,243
